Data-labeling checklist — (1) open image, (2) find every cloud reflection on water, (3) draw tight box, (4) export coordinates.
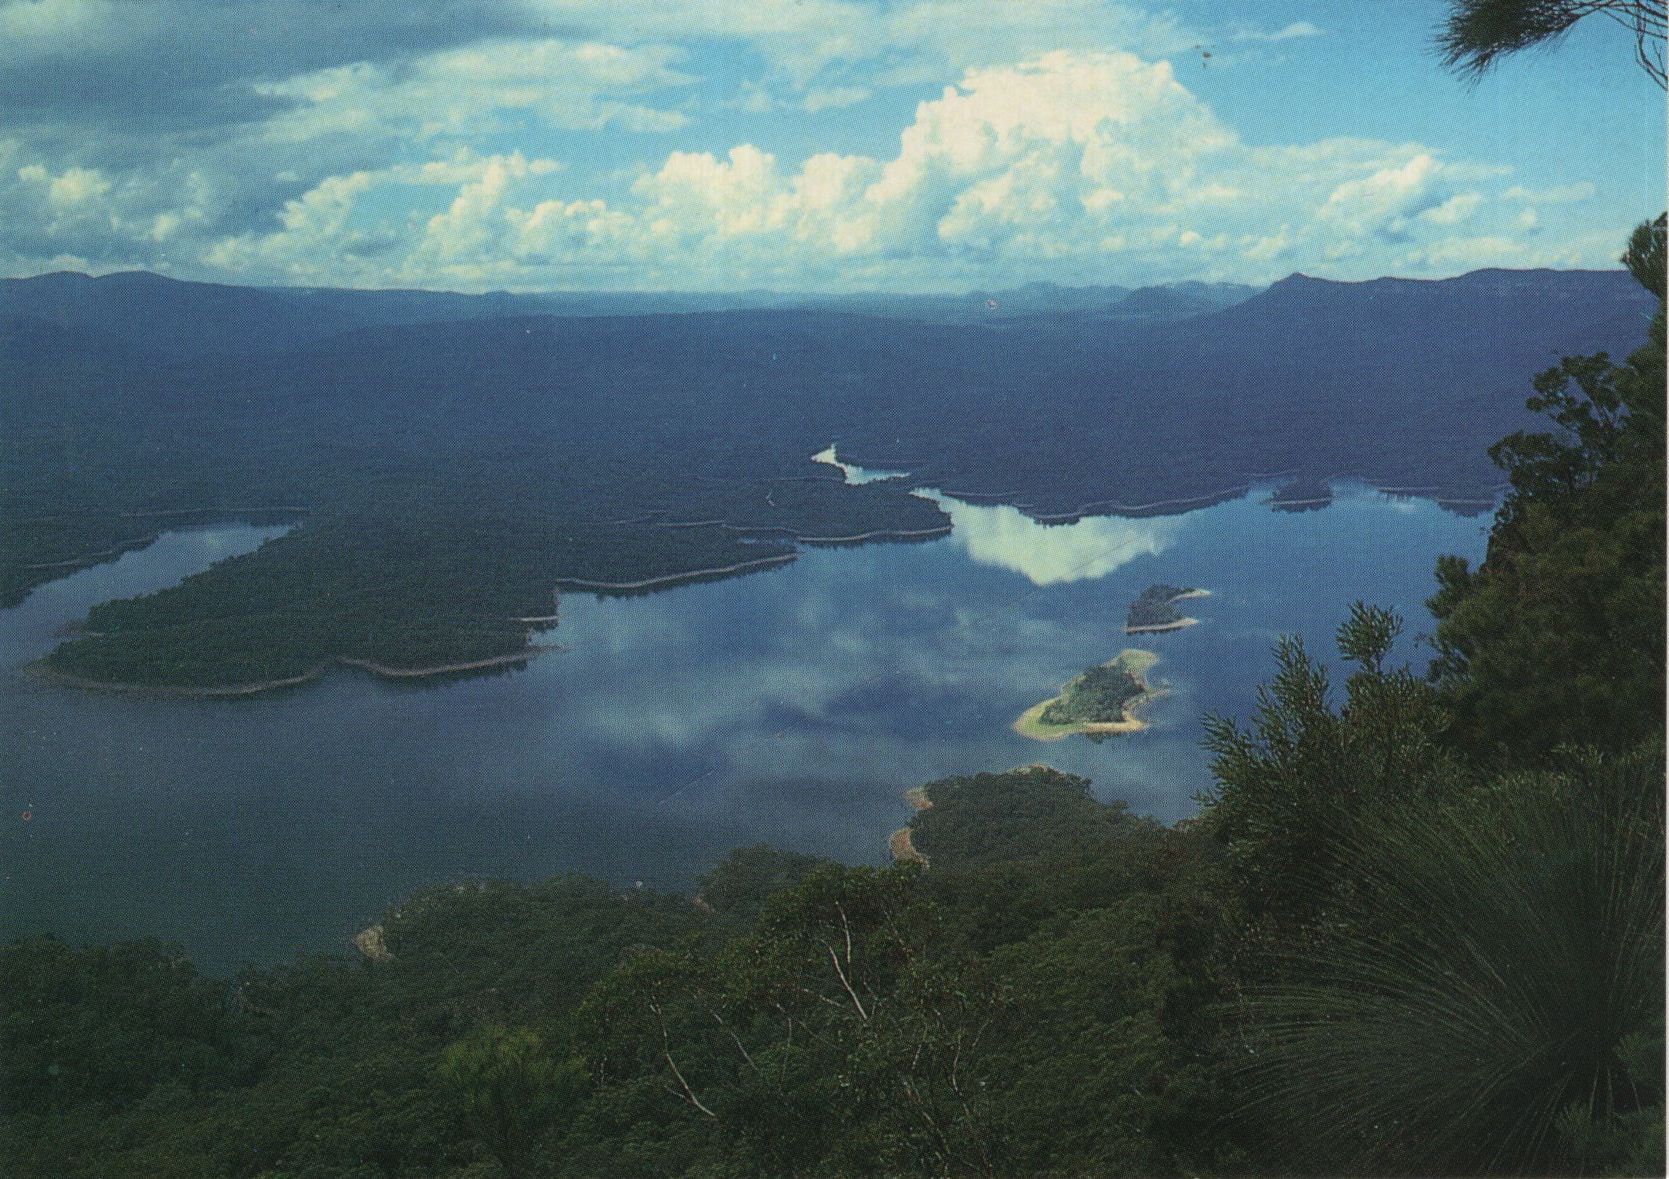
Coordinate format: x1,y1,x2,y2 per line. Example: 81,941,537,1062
1,488,1491,971
814,443,1183,586
923,492,1183,585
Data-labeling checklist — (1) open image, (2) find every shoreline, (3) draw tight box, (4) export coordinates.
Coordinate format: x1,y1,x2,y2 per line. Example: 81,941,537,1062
1029,484,1251,521
887,786,934,866
25,661,331,698
353,924,392,962
118,506,311,519
28,646,556,699
1125,588,1211,635
658,519,954,544
553,552,796,591
1012,696,1157,740
796,524,952,544
337,649,548,679
1124,617,1199,635
21,532,162,571
806,449,1498,527
20,510,306,573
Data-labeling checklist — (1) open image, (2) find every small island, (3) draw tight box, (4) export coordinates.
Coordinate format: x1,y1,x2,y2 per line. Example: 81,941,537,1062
1124,584,1210,634
1013,649,1161,742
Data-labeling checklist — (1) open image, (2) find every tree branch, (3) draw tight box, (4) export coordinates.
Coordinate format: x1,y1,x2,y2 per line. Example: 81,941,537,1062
650,1002,719,1120
824,941,870,1021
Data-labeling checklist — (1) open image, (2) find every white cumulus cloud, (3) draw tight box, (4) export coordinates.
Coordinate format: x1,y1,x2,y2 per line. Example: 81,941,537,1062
4,46,1617,289
255,38,696,144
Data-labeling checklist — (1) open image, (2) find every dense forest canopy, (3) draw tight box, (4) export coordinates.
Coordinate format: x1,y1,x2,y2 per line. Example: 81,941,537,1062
3,1,1665,1171
1125,584,1199,630
2,265,1652,688
3,217,1663,1175
1037,663,1146,726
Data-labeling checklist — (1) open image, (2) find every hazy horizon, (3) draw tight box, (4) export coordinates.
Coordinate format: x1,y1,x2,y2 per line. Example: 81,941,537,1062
0,259,1642,300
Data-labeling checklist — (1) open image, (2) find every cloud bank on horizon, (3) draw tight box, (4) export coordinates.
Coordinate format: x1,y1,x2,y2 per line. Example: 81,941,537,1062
1,0,1661,291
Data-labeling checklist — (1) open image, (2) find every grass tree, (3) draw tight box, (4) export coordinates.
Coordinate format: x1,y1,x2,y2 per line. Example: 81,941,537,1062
1234,744,1664,1175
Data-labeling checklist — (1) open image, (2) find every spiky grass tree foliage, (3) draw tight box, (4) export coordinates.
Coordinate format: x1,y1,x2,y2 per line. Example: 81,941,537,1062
1439,1,1666,88
1235,744,1665,1176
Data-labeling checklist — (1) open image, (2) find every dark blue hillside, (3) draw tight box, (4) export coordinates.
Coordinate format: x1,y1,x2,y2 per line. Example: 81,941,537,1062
1190,268,1648,354
0,270,1260,359
1,264,1653,683
0,271,323,358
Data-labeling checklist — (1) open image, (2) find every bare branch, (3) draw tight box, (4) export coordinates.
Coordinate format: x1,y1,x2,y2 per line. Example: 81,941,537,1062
824,941,870,1021
705,1004,761,1075
651,1002,719,1120
834,899,854,966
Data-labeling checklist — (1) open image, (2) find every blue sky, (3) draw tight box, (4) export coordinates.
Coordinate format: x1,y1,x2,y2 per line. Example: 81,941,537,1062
1,0,1662,291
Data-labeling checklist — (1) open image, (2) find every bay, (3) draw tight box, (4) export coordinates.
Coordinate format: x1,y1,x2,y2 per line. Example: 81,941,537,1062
0,487,1489,974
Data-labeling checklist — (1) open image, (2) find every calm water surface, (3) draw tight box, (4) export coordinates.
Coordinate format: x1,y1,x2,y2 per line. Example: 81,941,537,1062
0,488,1489,972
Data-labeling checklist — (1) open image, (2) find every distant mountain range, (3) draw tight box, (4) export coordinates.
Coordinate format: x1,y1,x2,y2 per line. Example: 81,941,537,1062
0,271,1257,357
1,264,1654,688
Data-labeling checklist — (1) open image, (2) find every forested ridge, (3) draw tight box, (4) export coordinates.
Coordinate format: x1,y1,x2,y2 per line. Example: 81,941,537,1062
3,219,1663,1178
2,263,1650,688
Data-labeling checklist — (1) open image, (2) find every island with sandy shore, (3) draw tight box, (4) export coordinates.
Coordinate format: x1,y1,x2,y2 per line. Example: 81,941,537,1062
1124,584,1210,634
1013,649,1162,741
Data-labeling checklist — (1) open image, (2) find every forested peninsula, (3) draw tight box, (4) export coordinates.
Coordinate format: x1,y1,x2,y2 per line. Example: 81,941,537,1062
2,265,1652,690
4,216,1666,1179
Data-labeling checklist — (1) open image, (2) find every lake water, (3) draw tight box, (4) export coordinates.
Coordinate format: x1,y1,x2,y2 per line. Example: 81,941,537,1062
0,484,1489,973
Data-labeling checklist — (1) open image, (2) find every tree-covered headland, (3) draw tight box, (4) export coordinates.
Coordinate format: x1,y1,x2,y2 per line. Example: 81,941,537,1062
4,4,1665,1173
4,214,1663,1176
3,260,1649,689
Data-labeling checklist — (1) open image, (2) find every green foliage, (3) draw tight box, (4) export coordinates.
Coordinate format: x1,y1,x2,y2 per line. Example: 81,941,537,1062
1333,600,1400,674
1126,584,1195,629
1201,605,1465,936
0,938,256,1116
2,726,1656,1178
1038,662,1144,725
550,797,1242,1179
1233,744,1665,1176
3,222,1663,1175
982,900,1219,1177
575,863,1002,1178
440,1026,585,1178
1429,217,1666,760
1490,352,1629,502
8,260,1646,684
909,766,1145,872
901,766,1190,960
1623,212,1667,296
1,878,708,1178
695,845,833,926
